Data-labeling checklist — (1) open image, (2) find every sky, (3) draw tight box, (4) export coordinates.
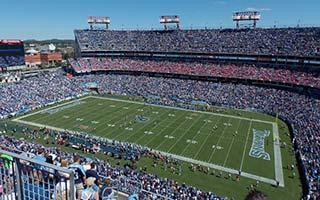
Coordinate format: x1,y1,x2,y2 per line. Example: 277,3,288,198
0,0,319,40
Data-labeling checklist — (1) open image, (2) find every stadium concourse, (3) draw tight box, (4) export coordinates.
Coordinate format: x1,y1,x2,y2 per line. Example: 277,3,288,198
0,70,319,199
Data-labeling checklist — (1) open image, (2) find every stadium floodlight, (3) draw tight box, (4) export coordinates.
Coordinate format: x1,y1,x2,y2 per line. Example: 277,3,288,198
160,15,180,30
232,11,261,29
88,16,111,30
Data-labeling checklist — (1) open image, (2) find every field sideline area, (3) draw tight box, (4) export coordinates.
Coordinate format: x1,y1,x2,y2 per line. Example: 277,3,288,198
13,95,284,186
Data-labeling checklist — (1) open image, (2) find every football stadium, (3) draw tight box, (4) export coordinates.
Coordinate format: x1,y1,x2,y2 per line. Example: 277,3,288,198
0,1,319,200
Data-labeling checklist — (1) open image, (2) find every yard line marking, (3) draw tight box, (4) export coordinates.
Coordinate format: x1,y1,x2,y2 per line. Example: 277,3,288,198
22,98,100,124
143,112,186,147
153,117,190,150
223,119,242,167
208,118,232,163
90,96,273,125
13,95,283,186
180,116,214,155
75,101,133,133
14,95,92,120
167,115,204,153
33,99,105,129
133,109,173,144
193,117,223,159
240,120,252,171
100,105,144,138
119,108,169,141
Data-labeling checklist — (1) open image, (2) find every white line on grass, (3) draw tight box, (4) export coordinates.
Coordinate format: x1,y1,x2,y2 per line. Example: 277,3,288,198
13,95,282,186
157,149,279,186
90,96,273,125
273,123,285,187
180,116,214,156
193,117,223,159
143,112,186,147
14,118,281,187
14,95,92,121
154,117,189,150
23,98,99,124
131,109,172,144
45,100,128,134
120,108,170,142
84,102,134,133
100,105,145,139
208,118,231,163
223,119,242,167
240,120,252,171
167,115,204,153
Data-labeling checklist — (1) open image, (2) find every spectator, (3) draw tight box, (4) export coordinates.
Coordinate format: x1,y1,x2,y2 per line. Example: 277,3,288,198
68,155,86,200
81,177,99,200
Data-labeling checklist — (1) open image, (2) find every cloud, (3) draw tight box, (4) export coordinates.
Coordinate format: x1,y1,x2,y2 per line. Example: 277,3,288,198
212,0,227,5
246,7,271,11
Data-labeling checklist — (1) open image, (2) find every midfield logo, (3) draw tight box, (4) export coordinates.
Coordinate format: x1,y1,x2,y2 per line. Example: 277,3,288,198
249,129,270,161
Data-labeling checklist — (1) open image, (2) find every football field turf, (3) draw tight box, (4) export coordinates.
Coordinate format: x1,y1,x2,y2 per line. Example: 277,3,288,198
13,95,284,186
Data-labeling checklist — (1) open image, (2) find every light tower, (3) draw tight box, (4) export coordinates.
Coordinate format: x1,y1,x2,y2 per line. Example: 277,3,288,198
160,15,180,30
232,11,261,29
88,16,111,30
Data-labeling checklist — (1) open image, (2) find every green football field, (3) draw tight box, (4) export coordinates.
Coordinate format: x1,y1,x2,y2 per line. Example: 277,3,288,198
13,95,284,187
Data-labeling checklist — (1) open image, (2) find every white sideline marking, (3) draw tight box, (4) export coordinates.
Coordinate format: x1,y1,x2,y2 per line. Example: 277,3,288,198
163,148,280,186
13,118,283,187
273,123,284,187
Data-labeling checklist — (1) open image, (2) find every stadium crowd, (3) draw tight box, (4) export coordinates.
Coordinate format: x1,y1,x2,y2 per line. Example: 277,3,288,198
0,70,319,198
0,55,25,67
0,130,226,199
69,57,320,88
74,27,320,56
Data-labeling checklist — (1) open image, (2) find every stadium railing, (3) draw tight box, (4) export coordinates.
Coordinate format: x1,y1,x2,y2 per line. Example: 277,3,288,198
0,149,75,200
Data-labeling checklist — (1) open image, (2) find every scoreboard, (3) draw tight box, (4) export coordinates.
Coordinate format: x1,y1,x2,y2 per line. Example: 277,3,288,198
0,40,25,56
0,40,25,71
